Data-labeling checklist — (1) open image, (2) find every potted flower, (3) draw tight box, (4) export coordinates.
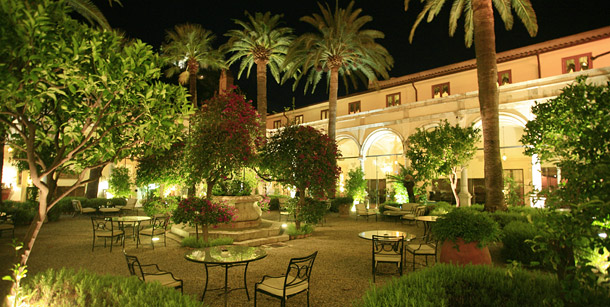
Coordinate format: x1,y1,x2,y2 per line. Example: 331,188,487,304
431,208,501,265
171,197,237,242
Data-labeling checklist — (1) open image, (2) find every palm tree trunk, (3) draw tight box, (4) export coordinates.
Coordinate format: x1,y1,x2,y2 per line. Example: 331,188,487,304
328,67,339,141
472,0,506,212
188,59,199,108
256,61,268,132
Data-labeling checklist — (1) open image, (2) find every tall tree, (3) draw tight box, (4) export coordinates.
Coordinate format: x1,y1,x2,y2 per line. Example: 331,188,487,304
404,0,538,212
162,23,226,108
0,0,190,281
223,11,294,129
283,1,394,141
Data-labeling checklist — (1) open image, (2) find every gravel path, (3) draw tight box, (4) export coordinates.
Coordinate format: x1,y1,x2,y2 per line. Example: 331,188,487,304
0,211,443,306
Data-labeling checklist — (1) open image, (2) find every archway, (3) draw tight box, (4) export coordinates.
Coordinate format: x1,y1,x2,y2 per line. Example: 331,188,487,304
361,129,405,205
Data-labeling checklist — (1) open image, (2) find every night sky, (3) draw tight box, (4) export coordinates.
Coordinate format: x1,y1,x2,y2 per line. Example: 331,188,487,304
93,0,610,113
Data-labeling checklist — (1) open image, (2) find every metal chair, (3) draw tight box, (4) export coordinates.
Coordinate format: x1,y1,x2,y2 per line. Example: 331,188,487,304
91,216,124,252
255,251,318,307
123,251,183,293
138,215,170,249
72,200,96,216
372,235,404,282
404,234,438,271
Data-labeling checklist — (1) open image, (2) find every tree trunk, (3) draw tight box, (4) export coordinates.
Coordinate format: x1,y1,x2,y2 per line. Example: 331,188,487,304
202,224,209,243
405,180,416,203
256,61,268,133
472,0,506,212
188,59,199,108
85,166,104,198
0,133,4,205
328,67,339,141
295,189,305,230
449,169,460,207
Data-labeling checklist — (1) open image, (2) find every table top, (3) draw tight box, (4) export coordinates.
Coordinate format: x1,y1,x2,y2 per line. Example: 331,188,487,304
112,216,151,222
185,245,267,265
416,216,439,222
358,230,415,241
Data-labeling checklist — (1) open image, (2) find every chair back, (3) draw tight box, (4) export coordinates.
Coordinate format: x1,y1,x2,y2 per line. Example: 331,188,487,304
91,216,114,233
283,251,318,295
72,200,82,213
123,198,137,210
123,251,146,281
372,235,404,259
355,203,367,213
152,215,170,231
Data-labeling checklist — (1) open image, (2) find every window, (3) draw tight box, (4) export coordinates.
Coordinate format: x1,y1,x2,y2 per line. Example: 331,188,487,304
386,93,401,107
294,115,304,124
497,70,512,86
562,53,592,73
432,83,450,98
320,109,329,120
541,167,559,191
348,101,361,114
273,120,281,129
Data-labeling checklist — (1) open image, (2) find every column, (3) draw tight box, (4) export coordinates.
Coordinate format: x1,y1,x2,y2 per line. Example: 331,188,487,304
458,166,472,207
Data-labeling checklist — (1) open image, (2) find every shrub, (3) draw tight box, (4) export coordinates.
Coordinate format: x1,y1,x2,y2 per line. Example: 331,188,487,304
297,198,328,225
20,268,200,306
142,196,179,216
285,223,314,236
329,196,353,213
0,200,37,225
427,201,454,215
212,178,253,196
355,264,567,306
181,236,234,248
108,166,132,198
431,208,501,247
502,220,545,266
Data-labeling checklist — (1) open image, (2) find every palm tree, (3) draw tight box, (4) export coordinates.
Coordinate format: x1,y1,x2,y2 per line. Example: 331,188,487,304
67,0,120,31
223,11,294,128
404,0,537,212
283,1,394,141
161,23,226,108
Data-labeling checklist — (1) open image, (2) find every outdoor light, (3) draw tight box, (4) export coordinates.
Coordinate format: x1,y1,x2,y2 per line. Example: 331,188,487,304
599,232,607,239
152,237,160,241
279,223,287,235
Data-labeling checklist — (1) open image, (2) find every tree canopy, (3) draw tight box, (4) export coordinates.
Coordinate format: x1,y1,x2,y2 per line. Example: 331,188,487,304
0,0,190,267
521,76,610,202
406,120,480,206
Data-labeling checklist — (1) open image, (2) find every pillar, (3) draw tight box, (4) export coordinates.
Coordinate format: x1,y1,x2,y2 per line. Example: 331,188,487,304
458,166,472,207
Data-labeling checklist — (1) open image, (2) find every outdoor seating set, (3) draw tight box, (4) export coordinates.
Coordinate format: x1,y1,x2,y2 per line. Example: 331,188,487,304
125,247,318,307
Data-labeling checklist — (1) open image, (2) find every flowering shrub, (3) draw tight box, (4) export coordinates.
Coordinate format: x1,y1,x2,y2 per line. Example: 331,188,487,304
258,195,271,212
172,197,237,228
185,87,263,197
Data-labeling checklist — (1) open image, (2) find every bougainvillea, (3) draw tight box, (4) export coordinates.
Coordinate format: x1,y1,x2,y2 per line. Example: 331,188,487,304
172,197,237,241
185,87,263,198
258,124,341,228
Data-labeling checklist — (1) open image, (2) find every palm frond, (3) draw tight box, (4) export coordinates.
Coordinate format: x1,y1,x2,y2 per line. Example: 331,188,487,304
511,0,538,37
492,0,514,31
448,0,466,37
66,0,111,30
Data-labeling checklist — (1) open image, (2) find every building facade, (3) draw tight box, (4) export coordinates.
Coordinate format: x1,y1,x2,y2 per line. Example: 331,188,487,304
266,27,610,207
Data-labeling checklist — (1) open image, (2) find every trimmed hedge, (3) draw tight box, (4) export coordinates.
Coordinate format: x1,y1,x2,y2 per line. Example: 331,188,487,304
330,196,353,213
501,220,545,267
355,264,609,306
21,268,200,306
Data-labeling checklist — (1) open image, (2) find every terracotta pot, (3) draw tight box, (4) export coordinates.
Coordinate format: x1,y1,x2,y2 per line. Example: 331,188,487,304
1,188,10,201
439,238,492,265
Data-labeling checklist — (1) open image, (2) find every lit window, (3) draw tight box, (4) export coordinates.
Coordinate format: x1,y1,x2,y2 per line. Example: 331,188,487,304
497,70,512,86
320,109,329,120
562,53,592,73
273,120,281,129
386,93,401,107
432,83,450,98
348,101,361,114
295,115,304,124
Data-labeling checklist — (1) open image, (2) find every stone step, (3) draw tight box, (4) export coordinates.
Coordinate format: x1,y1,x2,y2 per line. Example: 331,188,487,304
233,234,290,247
170,219,284,242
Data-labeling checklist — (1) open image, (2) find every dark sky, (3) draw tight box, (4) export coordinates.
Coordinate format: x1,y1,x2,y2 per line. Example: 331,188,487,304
94,0,610,113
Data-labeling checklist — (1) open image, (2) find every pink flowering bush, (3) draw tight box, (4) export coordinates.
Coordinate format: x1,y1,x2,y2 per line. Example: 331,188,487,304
172,197,237,241
185,86,263,197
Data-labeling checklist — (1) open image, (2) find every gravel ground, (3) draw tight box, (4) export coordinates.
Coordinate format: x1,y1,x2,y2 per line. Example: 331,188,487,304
0,211,500,306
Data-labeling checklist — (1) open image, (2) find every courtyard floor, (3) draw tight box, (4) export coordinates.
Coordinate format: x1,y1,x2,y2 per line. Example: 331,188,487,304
0,210,503,306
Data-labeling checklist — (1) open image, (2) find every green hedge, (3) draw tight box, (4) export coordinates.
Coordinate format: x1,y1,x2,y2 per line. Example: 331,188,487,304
355,264,608,306
501,220,545,267
0,200,37,225
21,268,200,306
329,196,352,213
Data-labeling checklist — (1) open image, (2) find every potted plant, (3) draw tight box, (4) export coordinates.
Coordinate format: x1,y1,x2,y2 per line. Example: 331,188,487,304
431,208,501,265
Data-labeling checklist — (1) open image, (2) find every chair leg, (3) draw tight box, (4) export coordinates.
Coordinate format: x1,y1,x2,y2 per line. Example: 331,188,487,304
307,289,310,307
254,287,257,307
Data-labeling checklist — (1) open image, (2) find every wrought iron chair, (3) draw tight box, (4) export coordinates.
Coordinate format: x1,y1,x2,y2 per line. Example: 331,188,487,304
404,234,438,271
72,200,96,216
255,251,318,307
123,251,183,293
372,235,404,282
139,215,170,249
91,216,124,252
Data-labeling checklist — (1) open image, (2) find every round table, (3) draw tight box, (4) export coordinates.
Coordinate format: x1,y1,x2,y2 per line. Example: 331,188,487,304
358,230,415,241
112,216,151,247
185,245,267,306
416,216,439,237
